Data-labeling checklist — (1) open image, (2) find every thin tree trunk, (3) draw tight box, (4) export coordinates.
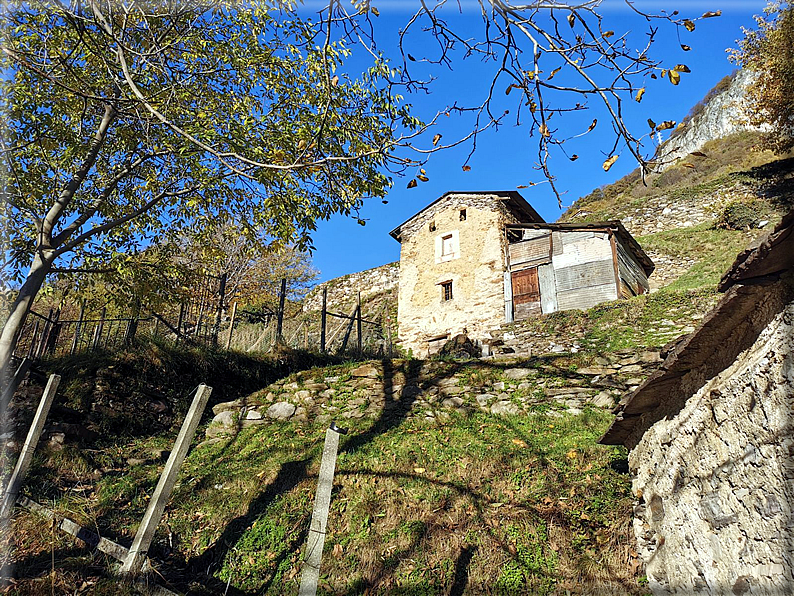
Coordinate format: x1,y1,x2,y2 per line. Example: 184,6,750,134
0,253,53,382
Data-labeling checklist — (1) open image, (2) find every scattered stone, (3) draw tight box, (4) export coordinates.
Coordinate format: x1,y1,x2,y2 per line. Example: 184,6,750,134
266,402,296,421
625,378,645,386
439,333,480,359
590,391,615,408
126,458,147,466
350,363,379,378
503,368,532,380
492,381,505,391
476,394,494,406
246,410,263,420
577,366,617,375
324,376,340,384
304,382,327,392
212,400,243,416
442,397,464,409
295,390,312,401
491,401,521,416
620,364,644,374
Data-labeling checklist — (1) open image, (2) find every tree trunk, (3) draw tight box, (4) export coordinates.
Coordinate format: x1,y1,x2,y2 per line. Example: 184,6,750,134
0,253,53,379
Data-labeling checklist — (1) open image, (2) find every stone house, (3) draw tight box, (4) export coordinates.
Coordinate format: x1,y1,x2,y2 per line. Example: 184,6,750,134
390,191,654,357
601,210,794,595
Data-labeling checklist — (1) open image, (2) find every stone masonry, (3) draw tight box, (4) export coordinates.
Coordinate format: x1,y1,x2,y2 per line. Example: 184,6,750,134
628,301,794,595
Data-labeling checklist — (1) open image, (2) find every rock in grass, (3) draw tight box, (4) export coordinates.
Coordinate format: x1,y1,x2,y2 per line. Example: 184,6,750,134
266,402,296,420
491,401,521,416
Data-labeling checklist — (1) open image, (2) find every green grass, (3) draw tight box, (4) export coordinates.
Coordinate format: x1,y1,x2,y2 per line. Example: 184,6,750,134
637,223,755,291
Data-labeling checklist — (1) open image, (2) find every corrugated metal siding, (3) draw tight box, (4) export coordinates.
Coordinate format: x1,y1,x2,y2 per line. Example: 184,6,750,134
509,234,551,267
554,259,616,292
556,283,618,311
616,240,650,297
551,234,612,269
538,263,557,314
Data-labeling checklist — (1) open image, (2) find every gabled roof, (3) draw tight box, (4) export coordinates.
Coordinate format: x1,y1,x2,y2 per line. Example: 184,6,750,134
389,191,544,242
505,220,655,277
600,210,794,447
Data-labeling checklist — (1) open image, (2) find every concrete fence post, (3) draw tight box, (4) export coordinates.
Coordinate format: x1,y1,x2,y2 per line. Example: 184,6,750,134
120,384,212,575
1,374,60,518
298,422,347,596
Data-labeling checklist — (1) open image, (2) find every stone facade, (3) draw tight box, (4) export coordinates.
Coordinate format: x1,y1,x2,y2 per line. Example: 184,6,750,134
628,299,794,595
394,194,522,357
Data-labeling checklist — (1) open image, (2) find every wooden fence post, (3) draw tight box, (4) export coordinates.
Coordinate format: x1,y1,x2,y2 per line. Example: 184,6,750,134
27,319,40,359
45,309,62,356
176,304,185,343
304,322,309,350
320,288,327,354
225,302,238,350
298,422,347,596
121,384,213,575
70,302,86,356
276,278,287,344
212,273,227,346
356,292,363,354
91,308,106,351
1,374,60,518
339,305,358,355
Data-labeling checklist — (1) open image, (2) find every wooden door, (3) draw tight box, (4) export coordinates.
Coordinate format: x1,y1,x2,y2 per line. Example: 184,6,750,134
512,267,541,320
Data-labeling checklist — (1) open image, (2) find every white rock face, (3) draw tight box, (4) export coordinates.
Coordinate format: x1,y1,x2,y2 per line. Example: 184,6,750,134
629,301,794,595
655,69,767,171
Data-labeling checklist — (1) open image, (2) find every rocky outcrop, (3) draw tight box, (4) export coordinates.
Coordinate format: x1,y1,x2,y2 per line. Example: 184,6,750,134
655,69,766,171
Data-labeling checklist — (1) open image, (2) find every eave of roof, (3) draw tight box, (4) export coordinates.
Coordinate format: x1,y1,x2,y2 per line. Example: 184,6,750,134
389,191,544,242
505,220,655,276
600,209,794,447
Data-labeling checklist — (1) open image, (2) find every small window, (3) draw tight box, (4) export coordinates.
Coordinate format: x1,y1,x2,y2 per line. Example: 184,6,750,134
441,234,454,256
441,281,453,301
460,209,467,221
429,221,436,232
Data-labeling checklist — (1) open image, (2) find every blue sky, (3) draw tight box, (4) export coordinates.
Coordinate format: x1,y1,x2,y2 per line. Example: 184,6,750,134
308,1,769,283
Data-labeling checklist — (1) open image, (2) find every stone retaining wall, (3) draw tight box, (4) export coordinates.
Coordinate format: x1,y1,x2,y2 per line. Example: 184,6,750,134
302,262,399,313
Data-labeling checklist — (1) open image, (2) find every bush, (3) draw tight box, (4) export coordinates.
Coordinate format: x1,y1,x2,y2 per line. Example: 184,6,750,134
716,199,772,230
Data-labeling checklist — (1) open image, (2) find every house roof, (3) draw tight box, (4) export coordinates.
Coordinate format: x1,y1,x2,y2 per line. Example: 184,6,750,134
389,191,544,242
504,220,655,277
600,209,794,447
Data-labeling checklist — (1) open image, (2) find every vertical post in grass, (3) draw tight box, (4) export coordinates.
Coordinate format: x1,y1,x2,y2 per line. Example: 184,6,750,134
1,374,60,518
225,301,238,350
356,292,362,355
120,384,212,576
320,288,327,354
298,422,347,596
70,302,86,355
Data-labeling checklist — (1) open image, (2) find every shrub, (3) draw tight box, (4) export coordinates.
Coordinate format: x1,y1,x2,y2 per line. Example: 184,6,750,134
716,199,771,230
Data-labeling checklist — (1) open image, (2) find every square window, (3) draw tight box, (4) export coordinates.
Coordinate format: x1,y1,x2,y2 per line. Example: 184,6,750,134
441,281,453,301
441,234,454,256
460,209,467,221
429,221,436,232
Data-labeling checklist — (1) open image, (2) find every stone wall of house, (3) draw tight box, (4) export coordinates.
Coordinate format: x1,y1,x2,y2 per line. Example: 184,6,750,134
627,300,794,595
397,195,519,357
302,262,400,313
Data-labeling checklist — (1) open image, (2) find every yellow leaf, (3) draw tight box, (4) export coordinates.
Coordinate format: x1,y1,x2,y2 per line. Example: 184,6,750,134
681,44,691,51
702,10,721,18
414,467,425,474
602,155,619,171
668,70,680,85
690,151,708,157
407,179,417,189
656,120,676,131
417,174,429,182
512,438,528,448
682,162,695,169
371,6,379,16
331,75,339,86
462,165,471,172
674,64,691,73
683,19,695,32
566,449,577,459
420,168,426,175
548,67,561,80
505,84,514,95
603,30,614,38
297,139,307,150
539,123,550,137
432,133,442,146
333,543,344,557
567,13,575,27
635,87,645,102
587,118,597,132
570,154,579,161
647,118,656,129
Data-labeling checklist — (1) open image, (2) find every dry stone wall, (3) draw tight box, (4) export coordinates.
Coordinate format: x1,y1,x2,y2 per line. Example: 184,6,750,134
628,301,794,595
203,352,661,441
302,262,399,313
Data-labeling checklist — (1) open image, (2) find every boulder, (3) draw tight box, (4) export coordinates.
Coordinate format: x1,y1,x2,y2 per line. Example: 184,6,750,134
439,334,481,359
503,368,532,380
212,400,243,416
490,401,521,416
266,402,296,420
350,363,380,378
